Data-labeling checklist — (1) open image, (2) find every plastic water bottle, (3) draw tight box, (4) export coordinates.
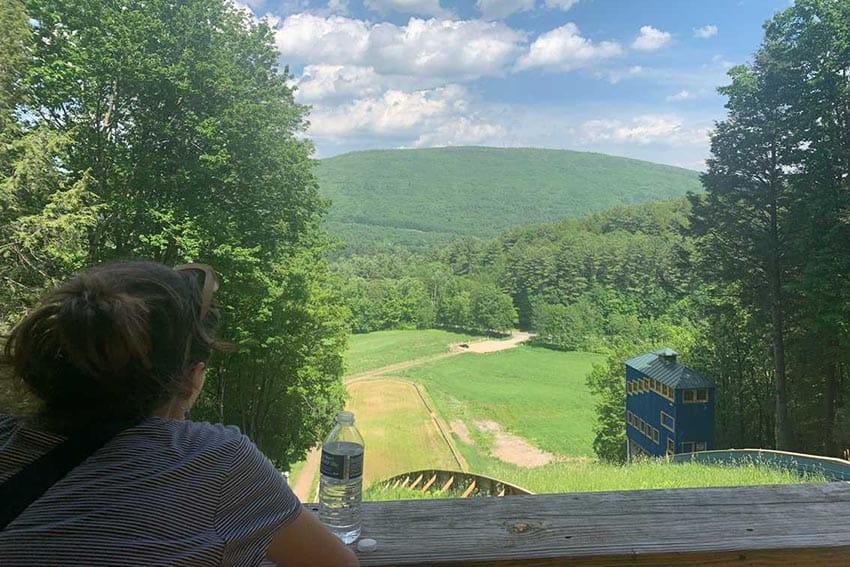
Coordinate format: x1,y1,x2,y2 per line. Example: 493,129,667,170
318,411,365,544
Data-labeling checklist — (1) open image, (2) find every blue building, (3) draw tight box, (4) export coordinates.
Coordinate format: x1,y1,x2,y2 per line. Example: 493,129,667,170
625,348,715,460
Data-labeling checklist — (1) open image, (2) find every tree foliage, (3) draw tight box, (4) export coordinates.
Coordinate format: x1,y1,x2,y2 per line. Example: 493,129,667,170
1,0,347,465
688,0,850,453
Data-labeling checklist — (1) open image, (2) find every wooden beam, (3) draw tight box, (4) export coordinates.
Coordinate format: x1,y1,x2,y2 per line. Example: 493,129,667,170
408,474,424,490
354,483,850,566
439,476,455,494
421,474,438,493
461,481,476,498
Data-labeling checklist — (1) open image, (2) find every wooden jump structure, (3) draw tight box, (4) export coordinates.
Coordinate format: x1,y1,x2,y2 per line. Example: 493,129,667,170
381,469,533,497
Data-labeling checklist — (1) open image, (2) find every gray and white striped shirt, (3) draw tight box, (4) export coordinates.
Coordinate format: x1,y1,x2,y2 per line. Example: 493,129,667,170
0,415,302,566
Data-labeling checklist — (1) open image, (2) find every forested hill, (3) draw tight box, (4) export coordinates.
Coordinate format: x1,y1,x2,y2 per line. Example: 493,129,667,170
316,147,701,253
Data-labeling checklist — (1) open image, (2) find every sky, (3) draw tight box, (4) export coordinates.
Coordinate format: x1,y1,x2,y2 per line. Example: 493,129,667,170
238,0,792,170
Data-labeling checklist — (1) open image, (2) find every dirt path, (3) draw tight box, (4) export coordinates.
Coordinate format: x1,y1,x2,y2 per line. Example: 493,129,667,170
292,446,321,502
344,331,535,385
344,351,458,384
474,419,556,468
463,331,535,353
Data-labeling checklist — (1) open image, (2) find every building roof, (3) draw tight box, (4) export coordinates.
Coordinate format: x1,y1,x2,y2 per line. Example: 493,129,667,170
625,349,714,389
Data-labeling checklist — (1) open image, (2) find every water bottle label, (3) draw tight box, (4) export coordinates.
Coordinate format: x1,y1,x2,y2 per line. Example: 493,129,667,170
320,449,364,480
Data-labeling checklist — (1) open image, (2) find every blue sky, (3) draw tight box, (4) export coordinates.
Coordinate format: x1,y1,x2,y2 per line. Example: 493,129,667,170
239,0,791,169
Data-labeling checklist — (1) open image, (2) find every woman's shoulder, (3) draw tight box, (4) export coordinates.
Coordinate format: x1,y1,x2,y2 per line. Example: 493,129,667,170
137,417,247,452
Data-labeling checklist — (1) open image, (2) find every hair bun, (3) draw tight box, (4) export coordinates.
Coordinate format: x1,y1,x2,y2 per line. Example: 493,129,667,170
56,282,153,380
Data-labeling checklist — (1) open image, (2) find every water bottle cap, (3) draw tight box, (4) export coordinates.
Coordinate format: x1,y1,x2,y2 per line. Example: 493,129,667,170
336,411,355,424
357,538,377,553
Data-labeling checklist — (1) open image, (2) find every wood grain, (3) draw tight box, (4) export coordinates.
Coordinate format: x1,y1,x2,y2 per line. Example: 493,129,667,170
327,483,850,566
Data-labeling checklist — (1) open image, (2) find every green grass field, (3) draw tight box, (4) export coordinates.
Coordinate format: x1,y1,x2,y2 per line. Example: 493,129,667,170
399,346,603,457
345,329,484,376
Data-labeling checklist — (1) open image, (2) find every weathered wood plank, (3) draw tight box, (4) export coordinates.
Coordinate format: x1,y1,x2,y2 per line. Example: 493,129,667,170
340,483,850,566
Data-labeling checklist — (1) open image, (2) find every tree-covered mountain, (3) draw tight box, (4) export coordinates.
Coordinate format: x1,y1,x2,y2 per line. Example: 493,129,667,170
316,147,702,253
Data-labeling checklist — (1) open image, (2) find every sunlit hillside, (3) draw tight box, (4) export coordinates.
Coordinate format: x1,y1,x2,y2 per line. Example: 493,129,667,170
317,147,701,253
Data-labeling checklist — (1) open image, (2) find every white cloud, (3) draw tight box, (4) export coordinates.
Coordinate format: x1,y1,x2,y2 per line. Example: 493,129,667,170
365,0,449,17
326,0,349,14
414,117,507,147
544,0,578,11
709,53,735,69
581,114,707,146
516,23,623,72
476,0,534,20
632,26,672,51
277,15,524,81
276,14,371,64
307,84,503,148
693,25,718,39
295,65,385,102
596,65,644,84
309,86,461,139
666,89,693,102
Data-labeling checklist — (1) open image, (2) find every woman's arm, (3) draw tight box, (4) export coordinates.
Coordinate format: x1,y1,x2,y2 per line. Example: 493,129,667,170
265,507,360,567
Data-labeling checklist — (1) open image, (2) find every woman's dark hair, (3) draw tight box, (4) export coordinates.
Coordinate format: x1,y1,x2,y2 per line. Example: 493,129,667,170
3,261,221,428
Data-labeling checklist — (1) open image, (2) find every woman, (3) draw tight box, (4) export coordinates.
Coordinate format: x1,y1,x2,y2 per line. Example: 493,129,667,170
0,261,359,567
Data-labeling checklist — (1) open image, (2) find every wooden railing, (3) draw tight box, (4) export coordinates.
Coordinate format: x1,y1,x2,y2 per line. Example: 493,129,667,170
314,482,850,566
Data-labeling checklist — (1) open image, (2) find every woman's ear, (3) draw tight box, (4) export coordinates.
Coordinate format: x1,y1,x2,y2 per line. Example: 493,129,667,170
188,362,206,400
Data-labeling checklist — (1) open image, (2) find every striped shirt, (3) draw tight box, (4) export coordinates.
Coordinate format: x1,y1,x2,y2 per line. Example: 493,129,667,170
0,415,302,566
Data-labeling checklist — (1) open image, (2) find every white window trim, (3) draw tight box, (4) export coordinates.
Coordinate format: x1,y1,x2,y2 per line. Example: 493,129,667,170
660,411,675,433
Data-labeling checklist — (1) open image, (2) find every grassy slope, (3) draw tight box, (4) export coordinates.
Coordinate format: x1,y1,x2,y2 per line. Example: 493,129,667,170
400,346,603,456
347,379,459,484
345,329,484,376
317,147,702,250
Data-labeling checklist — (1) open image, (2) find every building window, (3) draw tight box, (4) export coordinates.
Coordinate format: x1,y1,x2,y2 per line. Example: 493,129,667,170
696,442,707,452
651,428,659,444
682,441,696,453
642,378,649,392
660,411,675,432
667,438,675,455
683,389,710,403
627,411,634,426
